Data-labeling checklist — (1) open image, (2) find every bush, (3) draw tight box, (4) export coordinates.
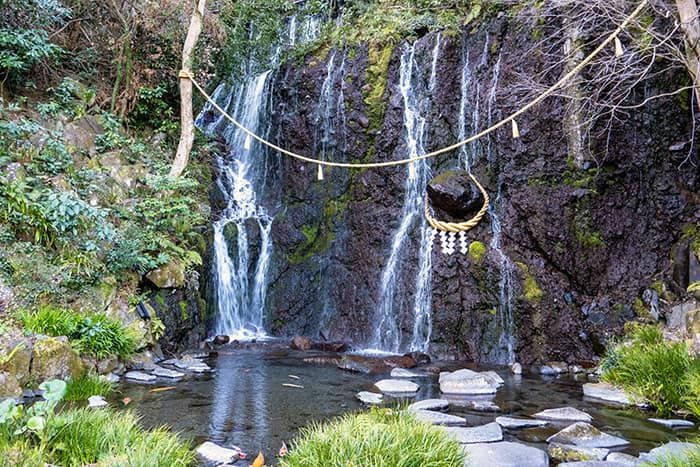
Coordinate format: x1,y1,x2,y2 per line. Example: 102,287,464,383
601,323,700,417
64,373,114,401
280,408,465,467
20,305,138,359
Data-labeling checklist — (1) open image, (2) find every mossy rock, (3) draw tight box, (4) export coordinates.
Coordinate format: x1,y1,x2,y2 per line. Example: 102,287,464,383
1,340,32,386
0,371,21,398
468,241,487,264
146,260,186,289
516,262,544,304
30,336,85,383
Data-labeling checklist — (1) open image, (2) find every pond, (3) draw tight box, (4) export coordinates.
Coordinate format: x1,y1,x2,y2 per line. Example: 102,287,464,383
117,345,697,463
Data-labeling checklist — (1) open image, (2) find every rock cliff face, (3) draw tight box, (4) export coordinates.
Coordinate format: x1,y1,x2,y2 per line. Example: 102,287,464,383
210,16,699,364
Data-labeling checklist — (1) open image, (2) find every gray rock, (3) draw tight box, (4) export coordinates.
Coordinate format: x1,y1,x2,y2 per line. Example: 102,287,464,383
569,365,586,374
356,391,383,405
427,170,484,217
441,422,503,443
533,407,592,422
390,368,421,378
124,371,156,383
495,416,549,429
103,373,120,384
439,369,479,382
547,422,629,448
510,363,523,375
557,462,629,467
413,409,466,426
87,395,108,408
481,370,505,385
647,418,695,429
374,379,419,394
461,441,548,467
605,452,642,466
440,371,499,395
583,382,633,406
548,442,609,462
540,362,568,375
151,367,186,379
196,441,239,464
407,398,449,411
640,441,700,463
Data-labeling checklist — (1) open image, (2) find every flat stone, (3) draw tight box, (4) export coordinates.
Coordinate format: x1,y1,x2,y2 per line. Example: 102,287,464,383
482,370,505,385
605,452,642,466
558,462,630,467
540,362,568,375
648,418,695,429
495,416,549,429
548,442,609,462
533,407,592,422
583,382,633,406
103,373,120,384
356,391,383,405
124,371,156,383
639,441,700,463
439,369,479,382
407,398,449,411
390,368,421,378
151,367,185,379
87,395,108,408
440,375,499,395
413,409,466,426
461,441,548,467
569,365,586,374
196,441,239,464
441,422,503,443
547,422,629,448
374,379,419,394
188,363,212,373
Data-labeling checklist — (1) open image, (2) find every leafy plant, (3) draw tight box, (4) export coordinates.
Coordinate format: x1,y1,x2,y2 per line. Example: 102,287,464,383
64,373,114,401
0,29,63,90
149,317,166,341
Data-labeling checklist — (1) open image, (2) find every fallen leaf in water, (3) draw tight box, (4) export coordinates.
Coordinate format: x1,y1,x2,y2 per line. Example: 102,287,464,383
122,397,131,405
287,374,300,380
238,451,247,459
149,386,176,393
251,451,264,467
243,368,252,373
278,441,288,457
282,383,304,389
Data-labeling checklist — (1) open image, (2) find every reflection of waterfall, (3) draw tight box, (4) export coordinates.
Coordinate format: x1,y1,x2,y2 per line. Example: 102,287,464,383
370,41,437,354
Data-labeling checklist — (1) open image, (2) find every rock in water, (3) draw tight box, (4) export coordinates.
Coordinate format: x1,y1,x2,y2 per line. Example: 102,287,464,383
461,441,549,467
639,441,699,463
533,407,592,422
390,368,421,378
213,335,230,345
548,443,609,462
408,399,450,412
426,170,484,217
413,410,466,426
151,367,185,379
124,371,156,383
547,422,629,448
196,442,239,465
441,422,503,443
290,336,312,351
356,391,383,405
374,379,419,394
606,452,643,465
583,382,633,406
495,416,549,429
647,418,695,429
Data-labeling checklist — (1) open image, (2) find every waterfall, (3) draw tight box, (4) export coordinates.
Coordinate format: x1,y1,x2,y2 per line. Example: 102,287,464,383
370,40,437,354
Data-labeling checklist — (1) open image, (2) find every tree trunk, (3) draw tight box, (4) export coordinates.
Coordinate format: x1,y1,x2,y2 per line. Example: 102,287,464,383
676,0,700,111
170,0,206,177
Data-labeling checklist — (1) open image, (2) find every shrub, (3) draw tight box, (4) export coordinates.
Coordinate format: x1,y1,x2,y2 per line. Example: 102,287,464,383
601,323,700,417
64,373,114,401
280,408,465,467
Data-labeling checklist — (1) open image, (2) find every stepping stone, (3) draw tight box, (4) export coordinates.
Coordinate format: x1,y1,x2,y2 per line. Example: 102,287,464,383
558,462,630,466
583,382,633,406
482,370,505,385
390,368,421,378
533,407,592,422
152,367,185,379
439,369,479,382
648,418,695,429
103,373,120,384
510,363,522,374
413,409,466,426
374,379,419,394
548,442,609,462
124,371,156,383
356,391,383,405
461,441,548,467
639,441,700,463
540,362,568,375
495,416,549,429
440,374,499,395
196,442,239,465
441,422,503,443
408,398,449,411
605,452,642,466
88,395,108,408
188,363,212,373
547,422,629,448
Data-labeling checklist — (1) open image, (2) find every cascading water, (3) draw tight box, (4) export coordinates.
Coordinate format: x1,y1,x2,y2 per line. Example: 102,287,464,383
370,41,437,354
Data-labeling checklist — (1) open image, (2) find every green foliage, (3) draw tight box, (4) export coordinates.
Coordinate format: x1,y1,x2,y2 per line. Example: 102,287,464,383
0,29,63,89
130,85,178,135
281,408,465,466
601,323,700,417
640,442,700,467
64,373,114,401
20,305,138,359
149,317,166,341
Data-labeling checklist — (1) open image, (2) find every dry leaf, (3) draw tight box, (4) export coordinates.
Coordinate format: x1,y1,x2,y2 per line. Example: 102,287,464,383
149,386,176,393
122,397,131,405
282,383,304,389
251,451,264,467
278,442,288,457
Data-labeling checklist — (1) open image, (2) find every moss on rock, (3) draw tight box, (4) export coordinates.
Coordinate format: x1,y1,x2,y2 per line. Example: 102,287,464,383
468,241,487,264
516,262,544,304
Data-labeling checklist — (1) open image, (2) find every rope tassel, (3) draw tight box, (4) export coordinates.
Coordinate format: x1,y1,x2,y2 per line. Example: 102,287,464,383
317,164,324,181
614,37,624,57
511,119,520,139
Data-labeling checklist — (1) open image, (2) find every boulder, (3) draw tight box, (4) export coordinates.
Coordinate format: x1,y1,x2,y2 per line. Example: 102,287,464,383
62,115,102,156
495,416,549,429
356,391,383,405
413,410,466,426
213,335,230,345
146,260,185,289
440,371,499,395
374,379,419,394
427,170,484,217
461,441,548,467
533,407,592,422
408,399,450,412
548,443,609,462
441,422,503,443
290,336,312,351
196,442,239,465
605,452,642,465
510,362,523,374
546,422,629,448
390,368,421,378
0,371,21,398
583,382,633,406
1,340,32,385
31,337,85,382
647,418,695,429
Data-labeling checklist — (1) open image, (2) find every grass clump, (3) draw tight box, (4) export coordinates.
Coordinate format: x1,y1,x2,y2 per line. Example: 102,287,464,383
280,408,464,467
64,373,114,401
641,442,700,466
19,305,138,359
601,323,700,417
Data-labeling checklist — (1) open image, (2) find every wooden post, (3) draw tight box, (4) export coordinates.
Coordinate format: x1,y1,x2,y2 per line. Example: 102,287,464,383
170,0,206,177
676,0,700,111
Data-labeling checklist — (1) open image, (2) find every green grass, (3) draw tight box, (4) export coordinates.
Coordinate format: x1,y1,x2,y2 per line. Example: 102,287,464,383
280,408,465,467
0,408,195,466
64,373,115,401
19,305,138,359
601,323,700,417
640,442,700,466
